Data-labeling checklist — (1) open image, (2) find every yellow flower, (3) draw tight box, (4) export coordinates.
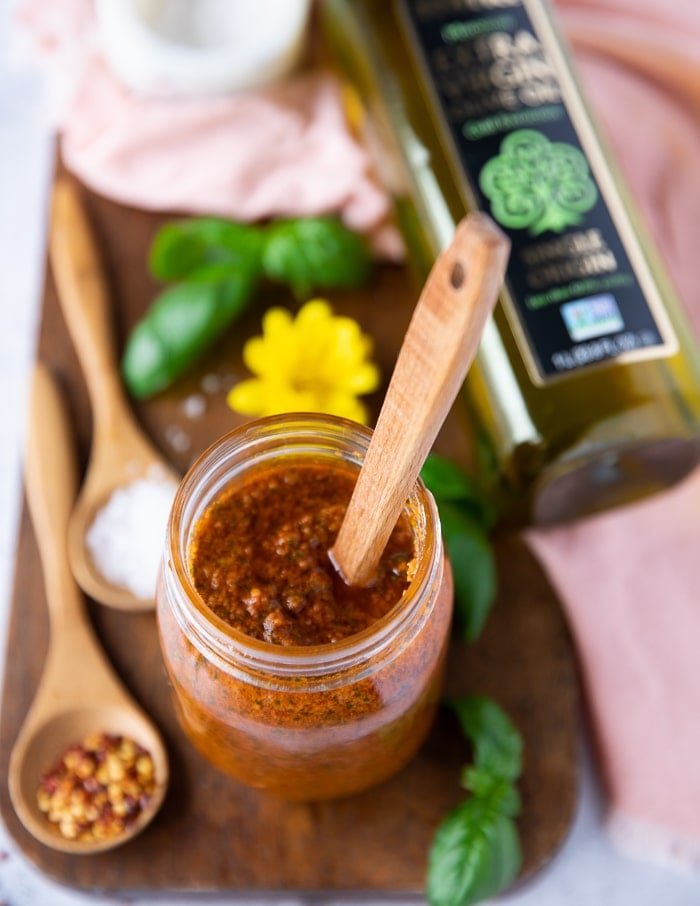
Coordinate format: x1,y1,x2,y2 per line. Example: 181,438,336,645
227,299,380,424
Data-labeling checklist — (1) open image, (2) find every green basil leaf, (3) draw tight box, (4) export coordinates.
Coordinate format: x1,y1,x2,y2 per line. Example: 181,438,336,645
421,454,481,502
121,269,257,398
149,218,264,281
426,796,521,906
181,261,262,285
261,217,373,297
460,770,521,817
439,502,496,642
451,696,522,782
421,454,497,529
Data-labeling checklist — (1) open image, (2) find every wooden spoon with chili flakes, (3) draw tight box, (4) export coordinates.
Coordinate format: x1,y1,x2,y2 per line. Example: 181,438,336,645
331,213,509,587
8,363,169,853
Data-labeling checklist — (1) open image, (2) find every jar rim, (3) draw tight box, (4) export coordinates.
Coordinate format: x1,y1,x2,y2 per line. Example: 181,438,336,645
164,413,443,678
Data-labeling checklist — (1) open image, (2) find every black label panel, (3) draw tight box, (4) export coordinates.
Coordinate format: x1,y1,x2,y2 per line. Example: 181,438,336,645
398,0,675,381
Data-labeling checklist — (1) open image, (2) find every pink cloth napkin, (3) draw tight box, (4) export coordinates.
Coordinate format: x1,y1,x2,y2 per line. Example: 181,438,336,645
14,0,700,873
11,0,403,259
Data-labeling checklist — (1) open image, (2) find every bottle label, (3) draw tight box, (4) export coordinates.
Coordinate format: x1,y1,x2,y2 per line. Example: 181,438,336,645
398,0,677,383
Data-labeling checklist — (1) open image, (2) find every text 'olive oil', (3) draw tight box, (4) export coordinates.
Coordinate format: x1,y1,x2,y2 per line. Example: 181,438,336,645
322,0,700,525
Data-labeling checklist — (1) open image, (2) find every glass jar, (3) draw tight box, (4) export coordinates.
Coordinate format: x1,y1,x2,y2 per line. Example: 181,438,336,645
157,413,453,801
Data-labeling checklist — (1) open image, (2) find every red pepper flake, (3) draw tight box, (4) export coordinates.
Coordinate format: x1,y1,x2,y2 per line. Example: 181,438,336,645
36,732,156,842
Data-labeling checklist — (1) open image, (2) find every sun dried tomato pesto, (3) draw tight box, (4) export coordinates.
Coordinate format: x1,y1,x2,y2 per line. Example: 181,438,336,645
157,416,454,800
189,462,414,646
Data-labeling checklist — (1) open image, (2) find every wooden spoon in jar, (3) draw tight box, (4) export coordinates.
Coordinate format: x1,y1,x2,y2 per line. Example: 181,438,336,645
8,363,169,854
331,213,510,586
49,178,180,611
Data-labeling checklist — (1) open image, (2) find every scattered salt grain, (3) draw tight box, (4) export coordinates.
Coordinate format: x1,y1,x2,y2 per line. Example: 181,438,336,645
200,373,222,394
182,393,206,419
85,470,178,601
165,424,191,453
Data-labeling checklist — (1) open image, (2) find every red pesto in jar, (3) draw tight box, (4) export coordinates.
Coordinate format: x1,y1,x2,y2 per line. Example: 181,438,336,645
188,461,414,646
158,438,453,801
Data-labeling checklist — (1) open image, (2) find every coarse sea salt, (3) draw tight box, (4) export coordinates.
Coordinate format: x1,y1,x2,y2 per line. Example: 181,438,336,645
85,471,178,601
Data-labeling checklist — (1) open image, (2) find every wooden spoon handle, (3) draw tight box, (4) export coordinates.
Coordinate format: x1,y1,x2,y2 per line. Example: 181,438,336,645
25,363,86,630
49,178,126,421
331,213,509,586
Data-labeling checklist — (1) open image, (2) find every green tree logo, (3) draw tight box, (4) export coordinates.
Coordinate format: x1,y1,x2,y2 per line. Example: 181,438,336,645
479,129,598,235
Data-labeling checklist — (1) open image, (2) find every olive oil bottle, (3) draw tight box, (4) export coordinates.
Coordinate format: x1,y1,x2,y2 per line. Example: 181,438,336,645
322,0,700,525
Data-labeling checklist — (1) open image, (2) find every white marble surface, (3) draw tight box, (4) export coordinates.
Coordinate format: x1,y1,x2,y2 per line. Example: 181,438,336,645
2,9,700,906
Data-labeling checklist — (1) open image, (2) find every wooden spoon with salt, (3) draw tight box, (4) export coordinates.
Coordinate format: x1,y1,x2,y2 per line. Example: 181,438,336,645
49,178,180,611
331,213,509,587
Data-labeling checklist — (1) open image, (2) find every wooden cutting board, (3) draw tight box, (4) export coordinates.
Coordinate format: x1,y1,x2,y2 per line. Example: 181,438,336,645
0,177,579,894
